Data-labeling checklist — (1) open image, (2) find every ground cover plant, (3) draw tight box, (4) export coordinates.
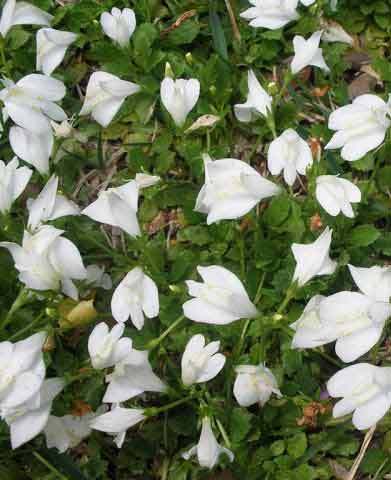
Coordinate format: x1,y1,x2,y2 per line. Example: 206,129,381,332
0,0,391,478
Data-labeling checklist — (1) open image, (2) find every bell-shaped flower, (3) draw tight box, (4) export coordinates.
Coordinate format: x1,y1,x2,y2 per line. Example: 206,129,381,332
292,292,391,362
90,404,145,448
316,175,361,218
27,175,79,231
181,334,226,386
2,377,64,449
183,265,257,325
0,75,67,134
111,267,159,330
240,0,299,30
0,332,46,410
160,77,200,127
183,417,234,469
233,364,281,407
195,154,280,225
103,348,165,403
88,322,132,370
234,70,272,122
44,406,105,453
85,265,112,290
327,363,391,430
291,31,329,74
100,8,136,47
0,157,32,214
291,227,337,287
267,129,313,185
0,0,52,37
349,264,391,303
135,173,160,189
290,295,326,348
322,21,353,45
36,28,77,76
9,125,53,174
0,225,86,299
325,94,391,161
82,180,140,237
79,71,140,127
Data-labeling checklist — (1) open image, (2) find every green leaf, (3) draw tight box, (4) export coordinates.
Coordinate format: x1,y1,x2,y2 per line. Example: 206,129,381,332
209,8,228,60
348,225,381,247
164,20,200,46
287,433,307,459
230,408,253,443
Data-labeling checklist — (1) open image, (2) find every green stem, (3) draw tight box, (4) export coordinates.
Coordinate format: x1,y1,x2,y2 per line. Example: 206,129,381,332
235,318,251,359
275,70,294,105
33,452,68,480
254,272,266,305
145,394,195,416
7,312,45,341
276,284,297,315
1,287,30,331
266,112,277,139
0,38,11,77
146,315,185,350
216,418,231,448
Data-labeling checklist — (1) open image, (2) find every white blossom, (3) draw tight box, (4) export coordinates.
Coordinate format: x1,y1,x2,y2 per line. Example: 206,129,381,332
160,77,200,126
315,175,361,218
291,227,337,287
349,264,391,303
100,8,136,47
111,267,159,330
36,28,77,76
0,157,32,214
233,364,281,407
181,334,226,386
85,265,112,290
240,0,299,30
9,126,53,174
267,129,313,185
0,0,52,37
291,31,329,74
195,154,280,225
234,70,272,122
183,265,258,325
88,322,132,370
327,363,391,430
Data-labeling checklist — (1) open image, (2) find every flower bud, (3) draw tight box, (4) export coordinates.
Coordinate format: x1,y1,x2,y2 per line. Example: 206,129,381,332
59,299,97,328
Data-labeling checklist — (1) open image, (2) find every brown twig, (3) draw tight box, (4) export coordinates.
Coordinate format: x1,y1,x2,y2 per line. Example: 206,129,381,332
160,10,196,36
347,424,376,480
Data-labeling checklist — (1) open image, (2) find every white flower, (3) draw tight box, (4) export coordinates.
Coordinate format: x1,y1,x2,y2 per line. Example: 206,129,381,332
2,378,64,449
90,404,145,448
100,7,136,47
300,0,316,4
349,264,391,303
325,94,391,162
290,295,326,348
88,322,132,370
291,227,337,287
82,181,140,237
182,417,234,469
291,292,391,362
44,407,105,453
183,265,257,325
160,77,200,127
240,0,299,30
9,126,53,174
0,225,86,299
233,364,281,407
327,363,391,430
322,21,353,45
291,31,329,74
79,71,140,127
0,75,67,134
50,118,73,138
85,265,112,290
315,175,361,218
103,349,165,403
0,332,46,410
135,173,160,189
36,28,77,76
27,175,79,232
181,334,226,386
267,129,313,185
0,157,32,214
0,0,52,37
234,70,272,122
111,267,159,330
195,154,280,225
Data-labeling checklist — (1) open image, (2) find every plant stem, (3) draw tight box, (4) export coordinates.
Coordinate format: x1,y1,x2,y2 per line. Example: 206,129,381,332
146,315,185,350
216,418,231,448
224,0,241,43
33,452,68,480
7,312,45,341
145,394,195,416
276,284,297,315
254,272,266,305
1,287,29,331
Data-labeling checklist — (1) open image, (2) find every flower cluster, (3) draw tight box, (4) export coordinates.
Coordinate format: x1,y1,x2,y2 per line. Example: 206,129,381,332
0,0,390,475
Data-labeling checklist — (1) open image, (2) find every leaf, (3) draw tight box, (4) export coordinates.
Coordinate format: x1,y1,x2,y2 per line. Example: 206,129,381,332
287,433,307,459
348,225,380,247
209,8,228,60
165,20,200,46
229,408,253,443
40,449,88,480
